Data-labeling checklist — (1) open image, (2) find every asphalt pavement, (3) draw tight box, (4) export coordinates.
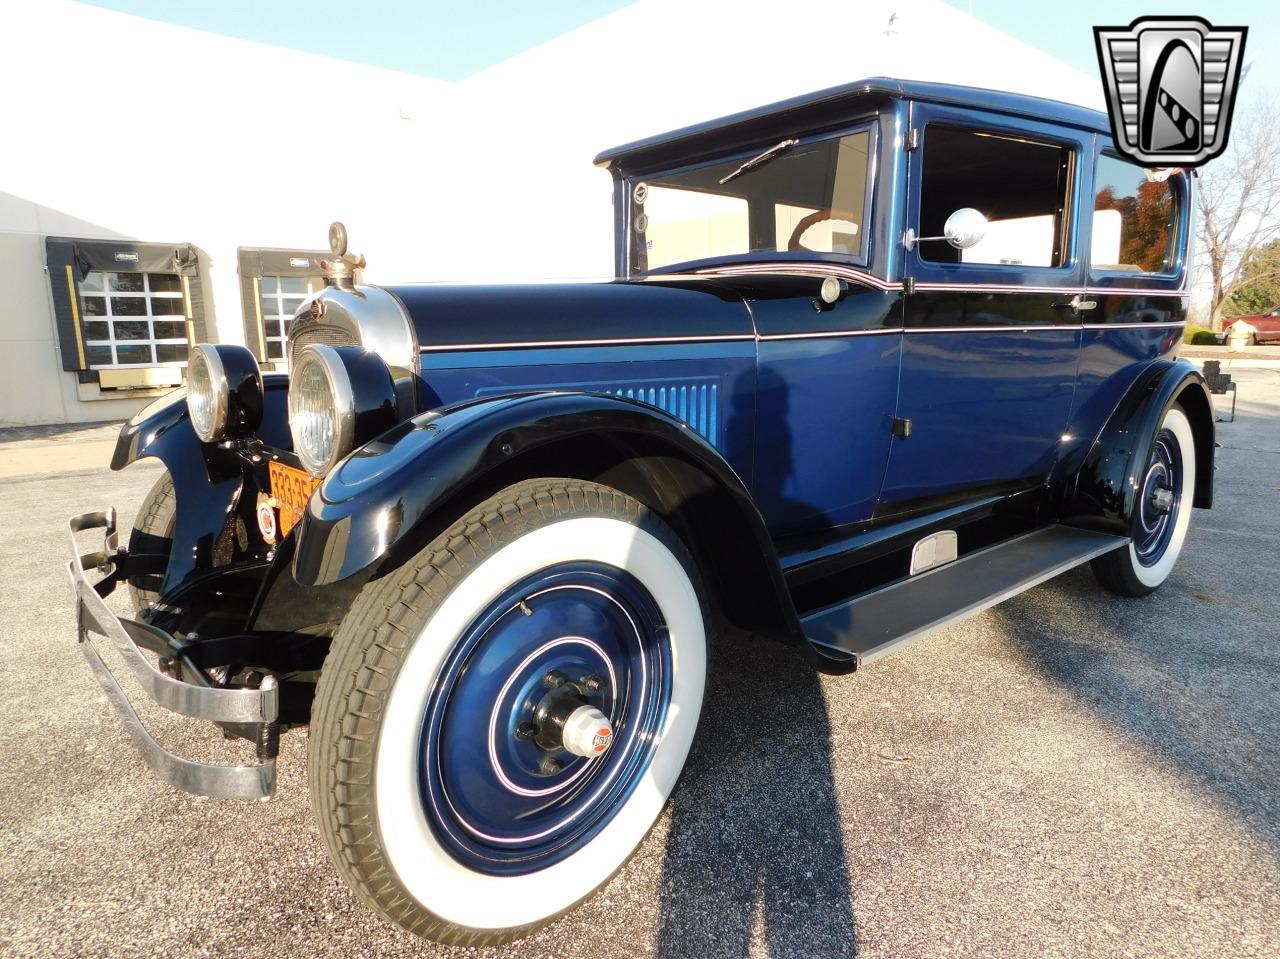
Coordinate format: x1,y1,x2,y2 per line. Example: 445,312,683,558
1,366,1277,959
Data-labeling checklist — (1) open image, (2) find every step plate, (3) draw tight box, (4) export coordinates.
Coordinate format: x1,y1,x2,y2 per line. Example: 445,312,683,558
802,526,1128,666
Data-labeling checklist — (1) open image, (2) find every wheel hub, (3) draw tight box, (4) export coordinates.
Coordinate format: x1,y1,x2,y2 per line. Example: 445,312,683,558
1151,486,1174,514
1134,429,1183,565
528,673,614,759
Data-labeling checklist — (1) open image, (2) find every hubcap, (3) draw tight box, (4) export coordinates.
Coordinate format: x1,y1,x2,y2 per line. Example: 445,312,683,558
1134,427,1183,566
418,562,671,876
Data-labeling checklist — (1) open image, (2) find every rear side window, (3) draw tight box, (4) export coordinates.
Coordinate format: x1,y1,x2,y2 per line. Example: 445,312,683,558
1092,154,1179,274
918,125,1072,268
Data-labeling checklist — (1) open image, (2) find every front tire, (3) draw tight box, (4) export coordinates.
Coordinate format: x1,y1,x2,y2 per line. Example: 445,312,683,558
1091,406,1196,597
309,479,707,945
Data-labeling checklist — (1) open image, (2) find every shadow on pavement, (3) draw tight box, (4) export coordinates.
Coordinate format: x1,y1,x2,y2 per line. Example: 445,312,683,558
654,631,858,959
990,567,1280,852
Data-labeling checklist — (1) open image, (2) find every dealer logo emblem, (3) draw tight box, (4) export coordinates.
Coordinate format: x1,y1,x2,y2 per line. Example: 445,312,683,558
1094,16,1248,166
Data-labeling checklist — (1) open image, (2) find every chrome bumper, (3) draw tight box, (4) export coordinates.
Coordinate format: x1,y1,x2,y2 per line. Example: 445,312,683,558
66,509,279,800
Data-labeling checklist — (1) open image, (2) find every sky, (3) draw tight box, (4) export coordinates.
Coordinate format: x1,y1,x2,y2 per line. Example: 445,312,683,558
76,0,1278,99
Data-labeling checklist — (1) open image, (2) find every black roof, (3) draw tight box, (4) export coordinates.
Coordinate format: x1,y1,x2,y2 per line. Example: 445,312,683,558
595,76,1109,174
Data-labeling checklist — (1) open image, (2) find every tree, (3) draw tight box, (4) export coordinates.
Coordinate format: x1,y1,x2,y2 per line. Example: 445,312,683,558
1224,239,1280,317
1197,97,1280,330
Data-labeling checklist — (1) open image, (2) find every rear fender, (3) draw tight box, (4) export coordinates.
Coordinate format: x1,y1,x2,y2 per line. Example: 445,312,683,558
293,392,805,646
1062,359,1214,535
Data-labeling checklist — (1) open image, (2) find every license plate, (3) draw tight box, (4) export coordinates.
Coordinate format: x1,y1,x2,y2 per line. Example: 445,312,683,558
268,461,321,538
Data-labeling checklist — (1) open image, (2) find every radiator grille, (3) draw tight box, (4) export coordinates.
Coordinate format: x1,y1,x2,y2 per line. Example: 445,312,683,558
290,326,358,366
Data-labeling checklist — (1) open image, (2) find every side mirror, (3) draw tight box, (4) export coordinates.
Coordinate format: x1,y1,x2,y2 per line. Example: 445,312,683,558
942,208,988,249
903,207,989,252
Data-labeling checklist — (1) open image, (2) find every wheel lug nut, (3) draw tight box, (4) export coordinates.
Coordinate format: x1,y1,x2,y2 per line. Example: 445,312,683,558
539,755,564,776
581,674,604,694
543,669,568,689
515,722,537,741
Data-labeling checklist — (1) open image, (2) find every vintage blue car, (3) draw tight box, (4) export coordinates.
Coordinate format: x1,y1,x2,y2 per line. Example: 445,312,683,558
67,77,1212,943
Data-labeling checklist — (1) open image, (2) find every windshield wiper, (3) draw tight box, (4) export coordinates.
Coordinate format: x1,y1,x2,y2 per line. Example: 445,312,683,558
718,138,798,186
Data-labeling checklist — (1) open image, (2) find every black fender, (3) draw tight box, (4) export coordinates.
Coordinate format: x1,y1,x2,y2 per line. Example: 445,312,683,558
1062,359,1214,536
111,375,292,596
293,391,806,647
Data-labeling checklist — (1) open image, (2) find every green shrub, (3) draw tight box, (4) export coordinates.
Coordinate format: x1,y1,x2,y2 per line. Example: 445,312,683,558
1183,325,1218,345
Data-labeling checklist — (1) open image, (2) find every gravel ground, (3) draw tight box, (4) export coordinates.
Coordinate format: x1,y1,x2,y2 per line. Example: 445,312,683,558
1,370,1277,959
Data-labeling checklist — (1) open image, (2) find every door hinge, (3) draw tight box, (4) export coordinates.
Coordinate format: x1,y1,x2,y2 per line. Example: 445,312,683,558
902,276,915,295
892,416,913,439
906,128,920,151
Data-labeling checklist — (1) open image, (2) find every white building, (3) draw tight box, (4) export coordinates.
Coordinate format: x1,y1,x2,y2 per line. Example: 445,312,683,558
0,0,1101,426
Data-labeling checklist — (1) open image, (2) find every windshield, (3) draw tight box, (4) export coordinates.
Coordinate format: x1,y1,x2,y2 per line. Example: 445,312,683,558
630,128,872,274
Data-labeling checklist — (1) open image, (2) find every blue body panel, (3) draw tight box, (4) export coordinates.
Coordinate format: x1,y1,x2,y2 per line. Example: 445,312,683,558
880,329,1081,508
418,342,757,481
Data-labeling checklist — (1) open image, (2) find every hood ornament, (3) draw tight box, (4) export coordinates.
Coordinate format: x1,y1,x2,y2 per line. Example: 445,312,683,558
321,221,366,290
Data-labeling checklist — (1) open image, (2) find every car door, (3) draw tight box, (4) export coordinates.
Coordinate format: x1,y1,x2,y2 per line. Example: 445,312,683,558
877,104,1090,515
745,275,902,543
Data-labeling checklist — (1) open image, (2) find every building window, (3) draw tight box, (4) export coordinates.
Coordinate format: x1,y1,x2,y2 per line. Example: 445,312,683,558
258,275,321,362
238,248,328,367
79,270,189,368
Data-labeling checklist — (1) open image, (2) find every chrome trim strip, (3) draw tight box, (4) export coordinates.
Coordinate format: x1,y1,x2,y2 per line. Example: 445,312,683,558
67,510,278,800
696,263,1188,298
907,321,1187,333
697,262,901,291
759,328,903,340
419,333,757,352
1083,321,1188,329
915,282,1189,297
414,320,1187,353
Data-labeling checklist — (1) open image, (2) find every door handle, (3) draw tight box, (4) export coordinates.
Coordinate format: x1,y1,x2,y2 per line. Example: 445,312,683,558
1052,294,1098,312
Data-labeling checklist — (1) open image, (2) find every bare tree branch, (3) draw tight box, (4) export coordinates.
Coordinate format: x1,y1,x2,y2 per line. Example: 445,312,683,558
1197,96,1280,329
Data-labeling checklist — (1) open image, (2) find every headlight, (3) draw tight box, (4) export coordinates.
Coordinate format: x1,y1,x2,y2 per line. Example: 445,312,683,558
187,344,263,443
289,345,397,478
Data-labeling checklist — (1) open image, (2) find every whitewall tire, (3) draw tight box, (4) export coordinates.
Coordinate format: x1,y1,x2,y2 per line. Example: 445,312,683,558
309,478,707,945
1092,406,1196,596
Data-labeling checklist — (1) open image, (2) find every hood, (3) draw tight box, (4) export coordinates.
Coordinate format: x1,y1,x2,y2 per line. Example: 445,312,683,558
382,277,754,353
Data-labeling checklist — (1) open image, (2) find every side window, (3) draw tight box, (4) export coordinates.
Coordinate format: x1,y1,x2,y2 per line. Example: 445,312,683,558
1092,154,1178,274
919,125,1071,268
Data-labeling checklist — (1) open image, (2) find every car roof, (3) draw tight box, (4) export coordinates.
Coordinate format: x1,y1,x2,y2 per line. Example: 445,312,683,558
595,76,1111,174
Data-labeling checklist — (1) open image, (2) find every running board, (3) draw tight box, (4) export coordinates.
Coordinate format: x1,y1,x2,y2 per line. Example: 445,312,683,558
802,526,1128,667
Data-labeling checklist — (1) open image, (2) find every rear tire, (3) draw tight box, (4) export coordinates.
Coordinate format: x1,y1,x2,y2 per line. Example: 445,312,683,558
127,471,176,611
308,478,707,945
1091,406,1196,597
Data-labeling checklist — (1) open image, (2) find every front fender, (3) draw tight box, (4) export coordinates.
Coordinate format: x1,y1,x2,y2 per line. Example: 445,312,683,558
295,392,752,583
291,391,804,645
1064,359,1215,535
111,375,292,595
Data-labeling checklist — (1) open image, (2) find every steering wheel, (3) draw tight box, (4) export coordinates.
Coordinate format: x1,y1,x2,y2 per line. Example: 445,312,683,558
787,208,860,253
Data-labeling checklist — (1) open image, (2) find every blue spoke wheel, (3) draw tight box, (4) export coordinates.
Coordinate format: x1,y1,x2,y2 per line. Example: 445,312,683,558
309,479,706,944
1092,406,1197,596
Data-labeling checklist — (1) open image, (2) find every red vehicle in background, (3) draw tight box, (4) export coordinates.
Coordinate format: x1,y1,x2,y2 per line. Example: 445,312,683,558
1232,307,1280,344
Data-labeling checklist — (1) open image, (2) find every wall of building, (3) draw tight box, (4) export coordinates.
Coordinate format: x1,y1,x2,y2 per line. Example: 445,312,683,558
0,0,1099,426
